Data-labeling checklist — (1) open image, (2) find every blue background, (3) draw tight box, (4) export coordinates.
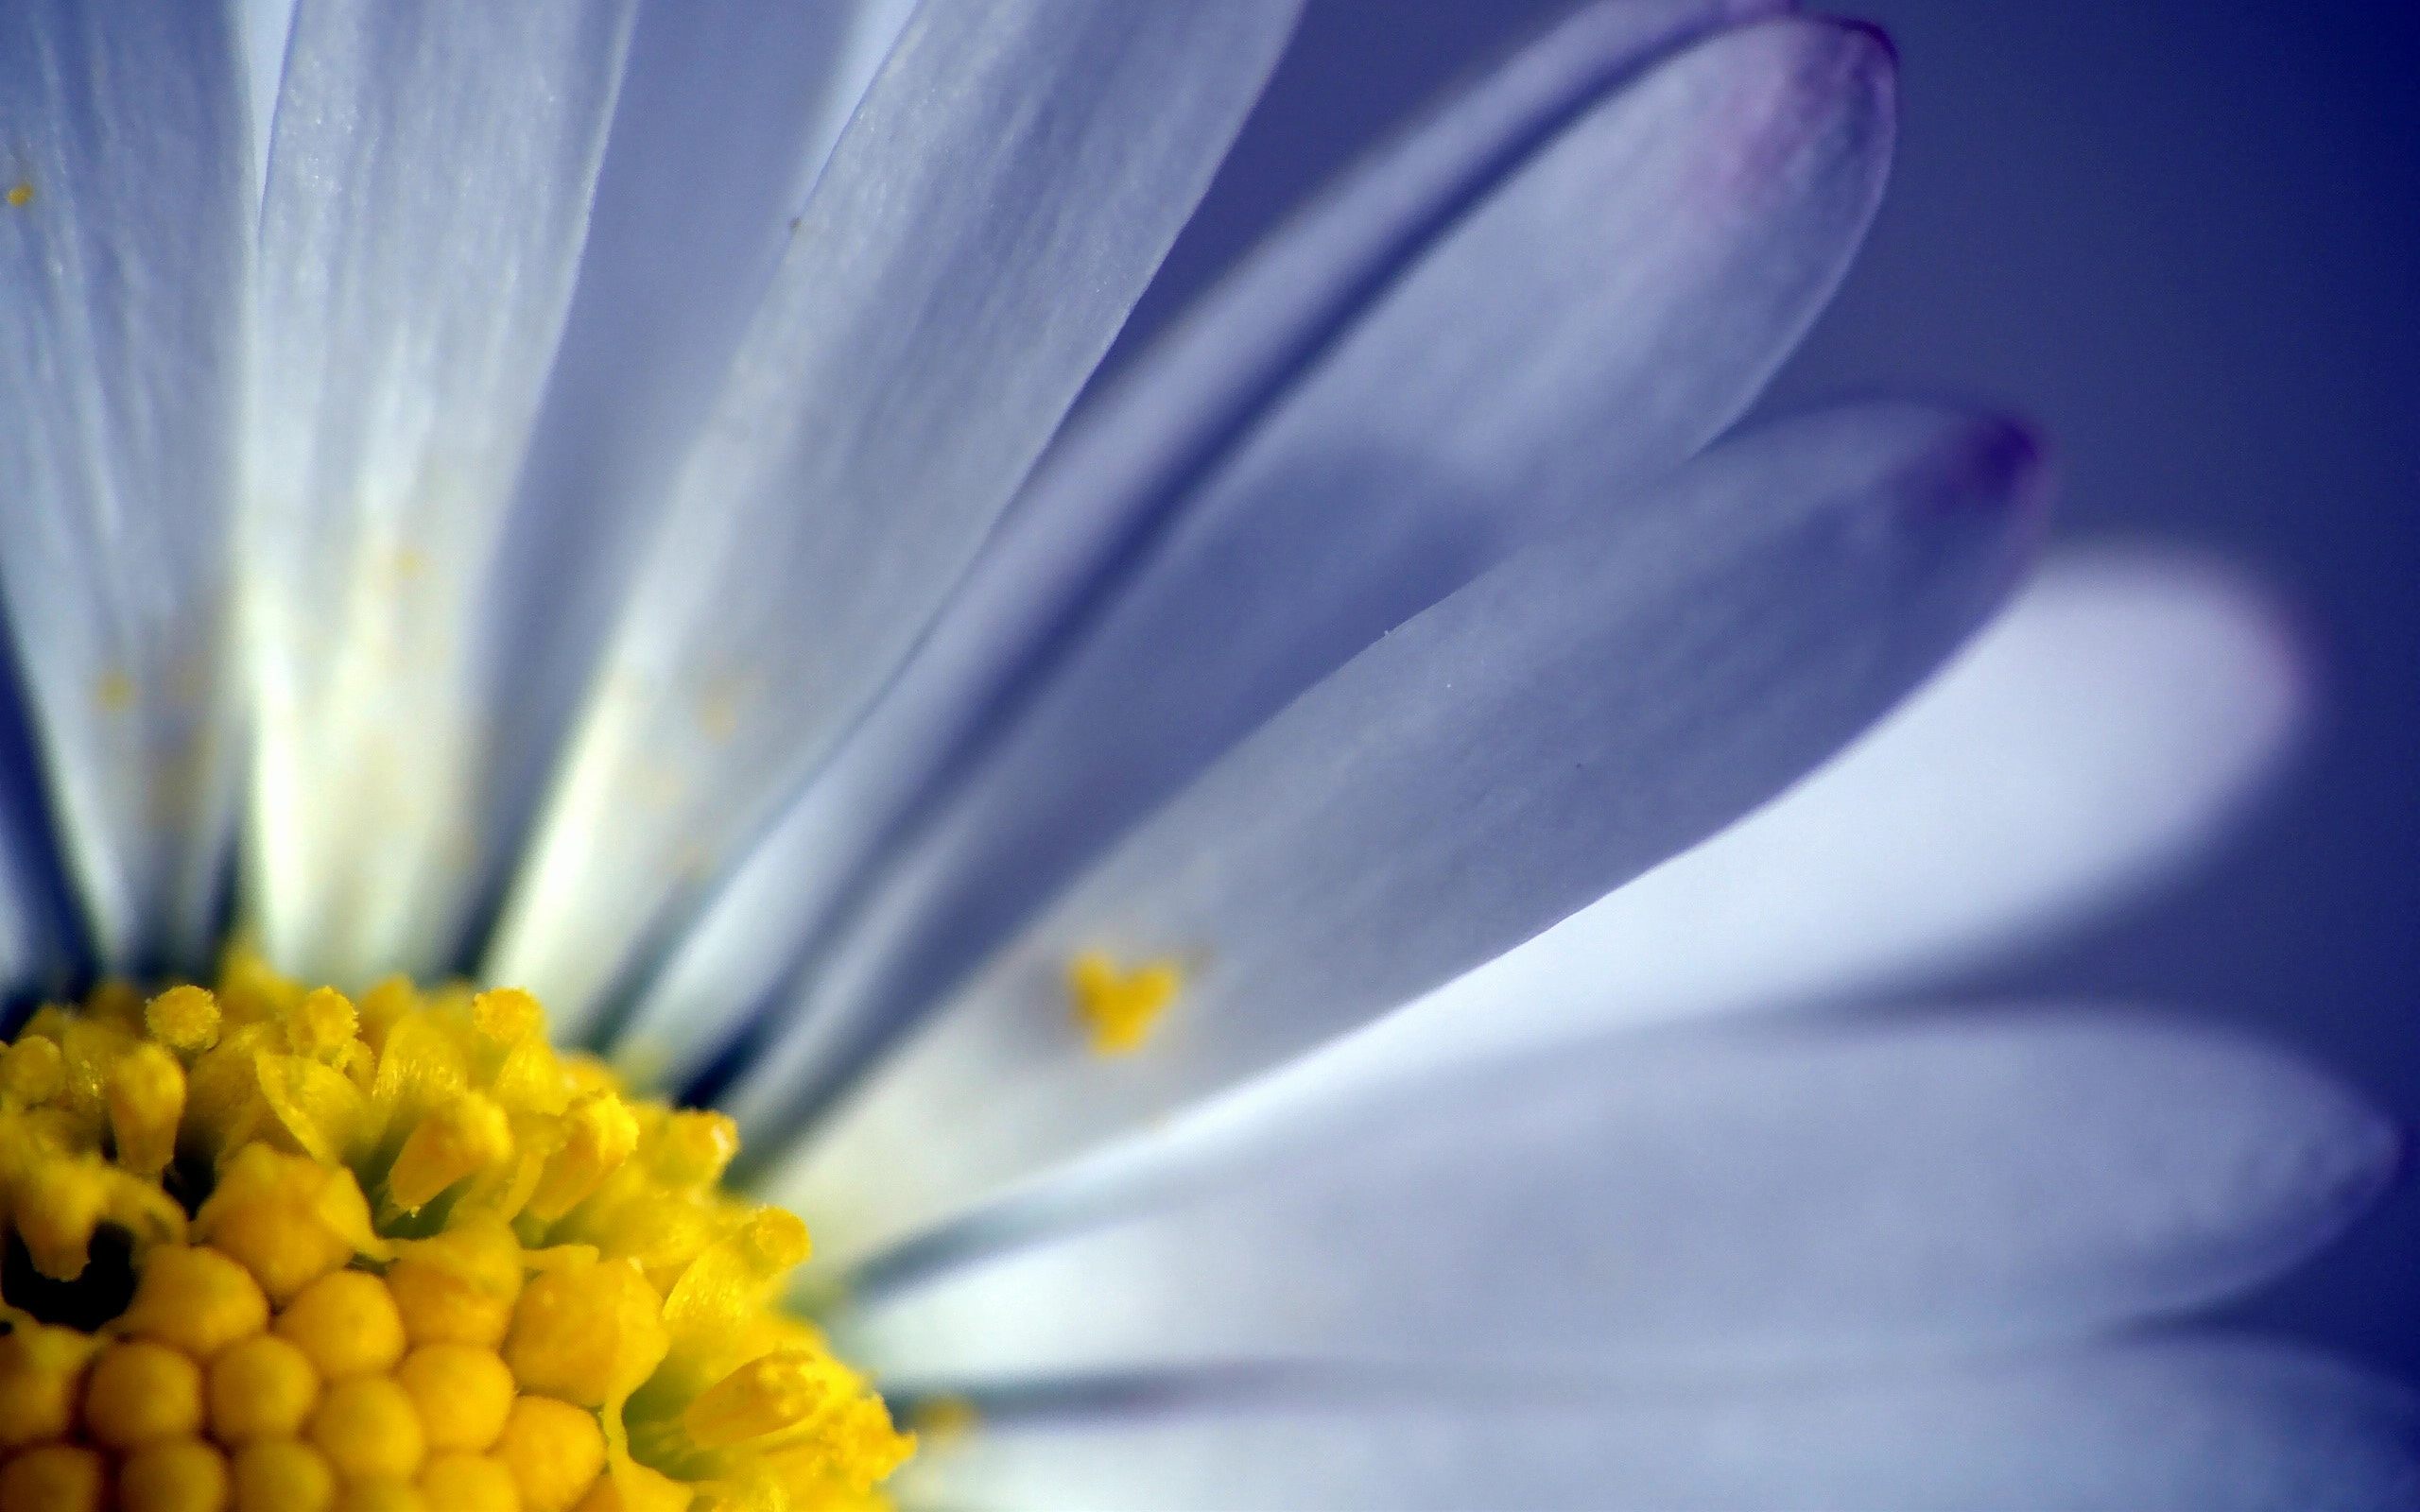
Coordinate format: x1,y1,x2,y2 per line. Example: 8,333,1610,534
1113,1,2420,1377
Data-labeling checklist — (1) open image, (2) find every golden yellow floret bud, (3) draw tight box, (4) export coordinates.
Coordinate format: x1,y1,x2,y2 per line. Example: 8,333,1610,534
207,1333,320,1444
393,1343,515,1453
337,1478,427,1512
419,1452,520,1512
309,1375,424,1482
122,1245,271,1360
119,1436,231,1512
0,1441,104,1512
0,1325,92,1449
387,1219,523,1349
492,1394,603,1512
85,1340,206,1449
504,1256,668,1409
196,1144,379,1303
276,1268,407,1379
231,1438,335,1512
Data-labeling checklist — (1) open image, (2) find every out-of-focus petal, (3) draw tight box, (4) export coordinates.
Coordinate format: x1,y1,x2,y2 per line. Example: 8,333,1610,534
241,0,640,984
0,2,253,968
1357,546,2310,1069
842,1013,2392,1376
488,0,1301,1036
896,1341,2420,1512
751,403,2048,1249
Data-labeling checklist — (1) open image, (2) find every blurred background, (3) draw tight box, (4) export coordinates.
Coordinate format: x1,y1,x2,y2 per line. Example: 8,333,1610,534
1106,0,2420,1377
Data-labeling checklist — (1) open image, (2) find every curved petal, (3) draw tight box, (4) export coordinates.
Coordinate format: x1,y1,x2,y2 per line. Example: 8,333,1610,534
841,1013,2394,1378
896,1342,2420,1512
627,0,1872,1084
488,0,1303,1037
0,2,253,969
240,0,641,984
749,402,2049,1250
1353,545,2311,1070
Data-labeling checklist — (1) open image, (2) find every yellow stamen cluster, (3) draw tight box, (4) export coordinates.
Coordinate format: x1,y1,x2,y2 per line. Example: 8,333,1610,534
0,952,910,1511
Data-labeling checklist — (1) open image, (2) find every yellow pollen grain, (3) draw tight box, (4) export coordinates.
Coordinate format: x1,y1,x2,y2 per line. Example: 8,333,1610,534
4,183,30,209
0,955,911,1510
94,667,135,713
911,1393,981,1446
1067,949,1184,1055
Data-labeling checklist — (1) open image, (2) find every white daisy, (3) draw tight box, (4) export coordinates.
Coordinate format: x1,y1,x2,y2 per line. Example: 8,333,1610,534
0,1,2406,1509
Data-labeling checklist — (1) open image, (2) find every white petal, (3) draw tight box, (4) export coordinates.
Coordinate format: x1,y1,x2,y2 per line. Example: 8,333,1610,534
0,2,253,967
1353,546,2311,1070
753,402,2048,1255
899,1341,2420,1512
239,0,297,197
474,0,918,928
241,0,640,984
843,1013,2392,1378
489,0,1302,1036
628,7,1893,1091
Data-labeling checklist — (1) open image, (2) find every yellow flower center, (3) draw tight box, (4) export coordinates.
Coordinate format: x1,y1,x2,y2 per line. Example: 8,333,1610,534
0,950,910,1511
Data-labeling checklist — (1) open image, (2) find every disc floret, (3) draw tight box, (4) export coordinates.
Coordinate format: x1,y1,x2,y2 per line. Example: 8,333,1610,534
0,951,910,1511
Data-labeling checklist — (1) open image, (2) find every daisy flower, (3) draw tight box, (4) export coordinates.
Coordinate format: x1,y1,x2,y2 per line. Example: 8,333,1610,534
0,1,2408,1509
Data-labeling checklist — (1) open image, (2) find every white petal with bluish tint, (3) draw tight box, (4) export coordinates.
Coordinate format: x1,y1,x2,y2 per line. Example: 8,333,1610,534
637,12,1900,1097
753,403,2048,1249
490,0,1302,1037
896,1341,2420,1512
0,2,252,968
475,0,918,933
242,0,640,984
841,1013,2391,1376
1352,546,2310,1070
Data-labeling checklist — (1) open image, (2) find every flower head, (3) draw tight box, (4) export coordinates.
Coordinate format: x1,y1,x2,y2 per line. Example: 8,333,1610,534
0,0,2408,1508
